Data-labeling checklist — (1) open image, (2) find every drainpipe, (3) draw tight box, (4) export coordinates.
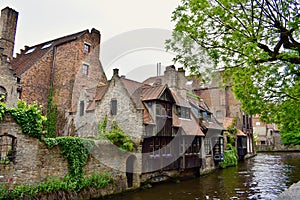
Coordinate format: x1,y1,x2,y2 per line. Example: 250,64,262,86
47,36,80,136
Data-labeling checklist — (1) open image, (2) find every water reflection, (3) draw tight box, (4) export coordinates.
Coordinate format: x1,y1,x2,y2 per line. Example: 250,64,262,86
108,153,300,200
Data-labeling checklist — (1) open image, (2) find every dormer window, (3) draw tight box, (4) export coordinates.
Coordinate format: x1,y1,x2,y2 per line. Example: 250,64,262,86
84,43,91,53
177,106,190,119
41,43,52,49
25,47,36,54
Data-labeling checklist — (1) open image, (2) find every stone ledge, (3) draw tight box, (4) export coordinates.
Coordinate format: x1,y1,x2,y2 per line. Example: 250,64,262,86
276,181,300,200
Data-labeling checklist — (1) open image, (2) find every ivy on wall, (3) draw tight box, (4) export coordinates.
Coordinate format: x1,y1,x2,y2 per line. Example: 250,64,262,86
0,101,112,197
0,101,46,139
46,104,57,138
43,137,95,181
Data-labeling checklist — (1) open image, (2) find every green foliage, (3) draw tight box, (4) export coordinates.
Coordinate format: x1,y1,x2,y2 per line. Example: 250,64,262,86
0,172,111,199
167,0,300,146
0,100,6,121
220,146,238,169
46,104,57,138
43,137,95,181
98,115,108,139
224,117,238,148
0,103,112,197
9,101,46,139
106,122,135,152
98,117,136,152
0,100,46,140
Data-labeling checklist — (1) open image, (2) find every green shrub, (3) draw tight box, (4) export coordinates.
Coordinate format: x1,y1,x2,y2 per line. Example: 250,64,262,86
0,173,111,199
220,146,238,168
98,117,136,152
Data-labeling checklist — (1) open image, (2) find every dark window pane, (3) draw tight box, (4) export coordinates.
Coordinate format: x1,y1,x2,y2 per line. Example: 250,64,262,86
80,101,84,116
111,99,117,115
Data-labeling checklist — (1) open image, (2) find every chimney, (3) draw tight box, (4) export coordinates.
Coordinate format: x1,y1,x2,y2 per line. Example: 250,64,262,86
164,65,177,88
177,67,187,89
113,68,119,77
0,7,18,61
177,67,188,99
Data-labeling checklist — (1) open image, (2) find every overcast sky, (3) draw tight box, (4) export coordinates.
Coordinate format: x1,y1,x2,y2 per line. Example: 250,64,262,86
0,0,181,81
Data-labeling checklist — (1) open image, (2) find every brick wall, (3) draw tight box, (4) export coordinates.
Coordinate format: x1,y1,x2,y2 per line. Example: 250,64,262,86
20,53,53,110
0,7,18,61
0,59,18,107
0,114,140,194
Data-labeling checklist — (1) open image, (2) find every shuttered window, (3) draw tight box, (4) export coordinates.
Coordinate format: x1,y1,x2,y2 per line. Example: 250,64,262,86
111,99,117,115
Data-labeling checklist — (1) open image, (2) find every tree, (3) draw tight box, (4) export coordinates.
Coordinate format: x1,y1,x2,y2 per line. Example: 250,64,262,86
166,0,300,145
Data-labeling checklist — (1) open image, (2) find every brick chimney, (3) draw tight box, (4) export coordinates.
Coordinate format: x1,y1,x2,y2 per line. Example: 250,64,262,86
177,67,188,99
0,7,18,61
164,65,177,88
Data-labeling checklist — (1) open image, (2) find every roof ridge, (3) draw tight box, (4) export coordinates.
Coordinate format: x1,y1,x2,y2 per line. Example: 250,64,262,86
22,29,88,50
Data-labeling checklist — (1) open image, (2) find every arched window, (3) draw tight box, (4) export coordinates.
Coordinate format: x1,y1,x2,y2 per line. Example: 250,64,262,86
0,134,17,165
0,86,7,102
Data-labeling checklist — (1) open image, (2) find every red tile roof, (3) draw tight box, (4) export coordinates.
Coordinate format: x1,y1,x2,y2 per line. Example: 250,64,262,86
121,77,145,96
86,85,109,111
94,85,109,101
12,29,88,76
143,105,154,125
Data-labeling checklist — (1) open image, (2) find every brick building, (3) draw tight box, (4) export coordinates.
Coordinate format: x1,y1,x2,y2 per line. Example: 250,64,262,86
11,28,107,135
0,7,19,107
74,66,224,183
192,72,255,159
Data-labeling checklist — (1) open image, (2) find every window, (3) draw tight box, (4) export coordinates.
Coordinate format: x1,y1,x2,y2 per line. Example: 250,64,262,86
82,63,89,76
216,110,222,118
177,106,190,119
191,106,200,118
84,43,91,53
0,134,17,165
204,138,212,155
0,86,7,102
41,43,52,49
156,102,172,118
25,47,36,54
79,101,84,116
111,99,117,115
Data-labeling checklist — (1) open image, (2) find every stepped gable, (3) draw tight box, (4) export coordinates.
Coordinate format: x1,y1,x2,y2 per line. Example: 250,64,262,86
11,29,88,76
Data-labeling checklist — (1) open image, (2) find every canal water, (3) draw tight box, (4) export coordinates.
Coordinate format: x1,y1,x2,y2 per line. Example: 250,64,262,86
109,152,300,200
